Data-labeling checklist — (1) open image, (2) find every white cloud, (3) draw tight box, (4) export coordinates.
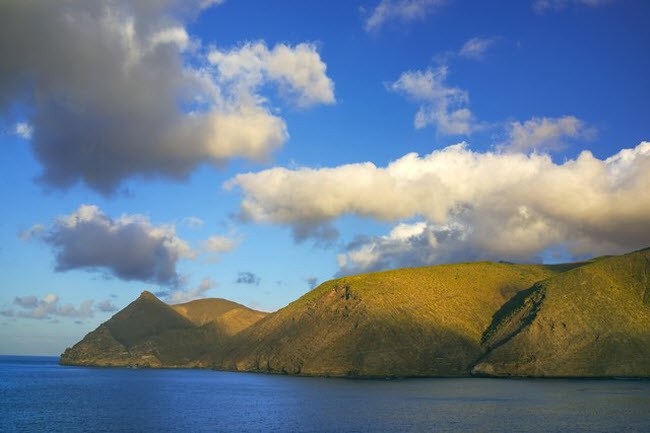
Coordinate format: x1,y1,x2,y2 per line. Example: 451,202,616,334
19,224,45,241
164,277,216,304
208,41,335,108
229,141,650,272
181,216,205,229
203,235,239,253
0,1,334,193
34,205,192,285
14,122,33,139
459,37,496,60
364,0,447,33
533,0,616,13
390,66,479,135
13,294,94,320
501,115,595,153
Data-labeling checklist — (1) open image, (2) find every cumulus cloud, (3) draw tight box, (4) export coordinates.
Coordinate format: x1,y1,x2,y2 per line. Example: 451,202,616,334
459,37,496,60
161,277,216,304
337,220,517,276
364,0,447,33
236,271,261,286
533,0,615,13
13,294,94,320
33,205,192,285
501,116,595,153
389,66,479,135
229,141,650,273
208,42,335,108
0,1,334,193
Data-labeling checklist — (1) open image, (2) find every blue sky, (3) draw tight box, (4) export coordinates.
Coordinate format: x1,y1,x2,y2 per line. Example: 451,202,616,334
1,0,649,355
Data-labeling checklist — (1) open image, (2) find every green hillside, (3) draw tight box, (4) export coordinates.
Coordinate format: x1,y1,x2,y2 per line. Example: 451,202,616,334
472,248,650,377
171,298,267,335
60,248,650,377
216,262,564,376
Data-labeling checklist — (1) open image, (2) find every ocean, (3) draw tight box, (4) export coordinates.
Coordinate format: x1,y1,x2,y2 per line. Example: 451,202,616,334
1,356,648,432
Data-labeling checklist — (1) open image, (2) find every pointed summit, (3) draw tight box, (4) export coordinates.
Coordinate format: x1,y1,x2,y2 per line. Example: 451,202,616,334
60,290,196,367
60,293,267,368
137,290,159,301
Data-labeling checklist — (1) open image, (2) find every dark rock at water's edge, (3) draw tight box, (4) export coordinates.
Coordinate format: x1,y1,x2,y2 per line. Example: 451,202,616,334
61,247,650,378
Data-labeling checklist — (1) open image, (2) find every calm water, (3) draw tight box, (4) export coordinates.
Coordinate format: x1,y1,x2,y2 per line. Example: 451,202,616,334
1,356,648,432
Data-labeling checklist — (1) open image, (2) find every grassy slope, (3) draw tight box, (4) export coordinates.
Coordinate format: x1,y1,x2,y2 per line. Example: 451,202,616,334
218,262,564,377
171,298,267,335
473,248,650,377
61,250,649,376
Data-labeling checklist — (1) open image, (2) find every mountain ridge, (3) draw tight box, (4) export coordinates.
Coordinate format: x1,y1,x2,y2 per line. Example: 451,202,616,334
60,294,267,368
60,248,650,377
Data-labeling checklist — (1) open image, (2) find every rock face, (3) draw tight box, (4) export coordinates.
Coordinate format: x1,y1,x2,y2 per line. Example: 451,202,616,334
61,248,650,377
60,292,267,368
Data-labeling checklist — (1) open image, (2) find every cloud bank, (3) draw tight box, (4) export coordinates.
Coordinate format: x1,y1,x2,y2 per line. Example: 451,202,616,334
12,294,94,320
229,141,650,274
0,1,334,193
34,205,191,285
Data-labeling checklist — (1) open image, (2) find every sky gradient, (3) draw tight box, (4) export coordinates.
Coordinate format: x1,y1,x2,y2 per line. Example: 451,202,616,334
1,0,649,355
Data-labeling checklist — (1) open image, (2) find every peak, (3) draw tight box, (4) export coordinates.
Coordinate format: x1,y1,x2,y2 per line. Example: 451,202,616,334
138,291,158,301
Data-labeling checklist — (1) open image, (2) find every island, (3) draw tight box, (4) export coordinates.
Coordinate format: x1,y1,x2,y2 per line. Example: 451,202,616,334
61,247,650,378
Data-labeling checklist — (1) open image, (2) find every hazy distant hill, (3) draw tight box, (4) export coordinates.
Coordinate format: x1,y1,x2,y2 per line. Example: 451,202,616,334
60,292,267,367
61,248,650,377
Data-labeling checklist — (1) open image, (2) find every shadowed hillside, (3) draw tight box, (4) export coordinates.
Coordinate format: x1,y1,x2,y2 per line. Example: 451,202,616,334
60,292,267,367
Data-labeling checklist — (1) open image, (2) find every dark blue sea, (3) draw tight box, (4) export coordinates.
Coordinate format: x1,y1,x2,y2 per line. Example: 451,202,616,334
1,356,649,432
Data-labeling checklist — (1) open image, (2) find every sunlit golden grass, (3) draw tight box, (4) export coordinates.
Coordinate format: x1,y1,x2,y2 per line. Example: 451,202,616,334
475,248,650,376
62,249,650,377
220,262,569,376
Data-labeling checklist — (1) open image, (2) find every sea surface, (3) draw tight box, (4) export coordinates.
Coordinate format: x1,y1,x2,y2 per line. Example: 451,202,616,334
1,356,648,433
